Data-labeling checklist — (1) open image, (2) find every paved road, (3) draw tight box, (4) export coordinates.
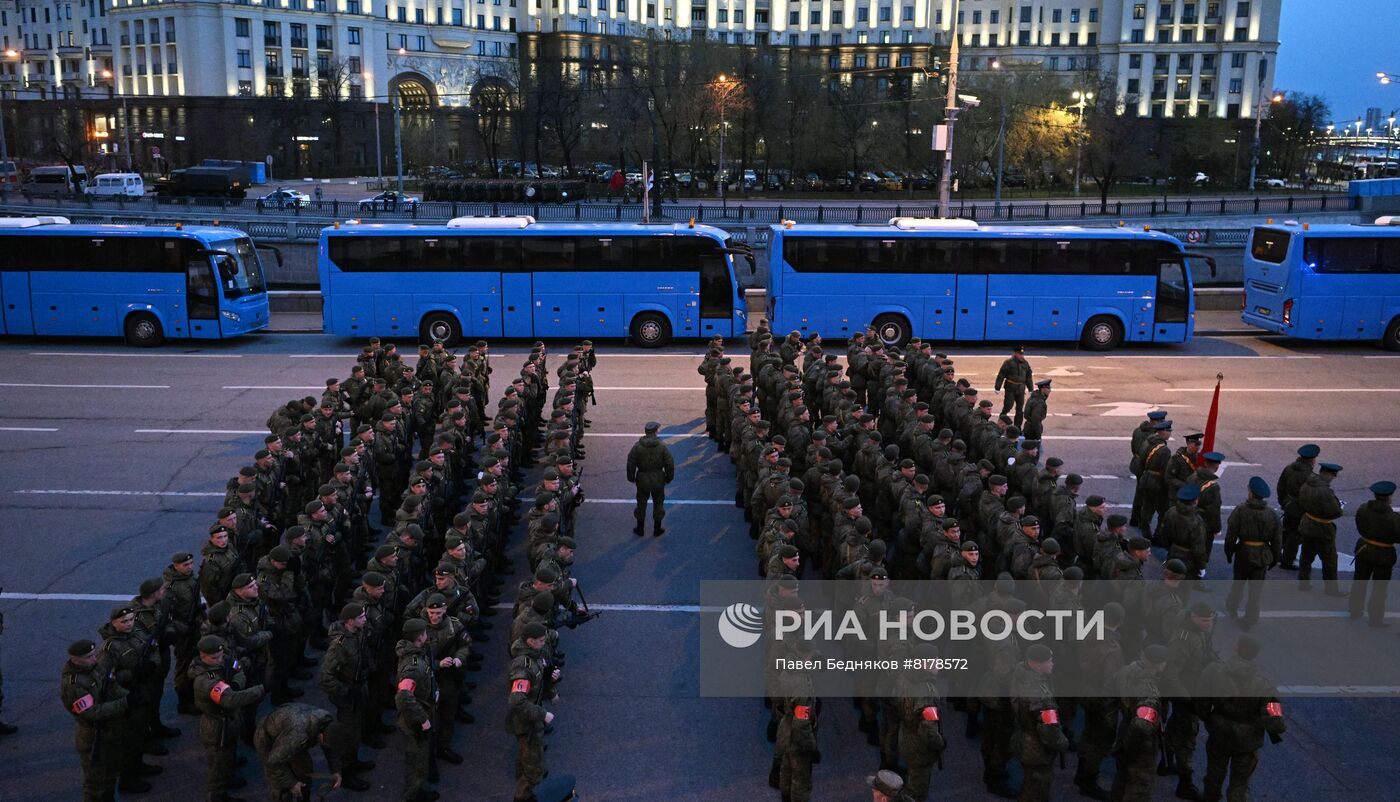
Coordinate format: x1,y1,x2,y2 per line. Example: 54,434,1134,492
0,332,1397,801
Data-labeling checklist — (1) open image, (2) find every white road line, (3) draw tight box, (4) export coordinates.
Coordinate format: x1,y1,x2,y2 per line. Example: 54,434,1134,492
1165,388,1400,393
1084,475,1121,480
1105,355,1321,360
1364,356,1400,359
1247,437,1400,443
1,592,130,602
1276,686,1400,695
133,429,266,435
594,386,706,391
0,382,170,389
223,385,323,391
13,489,225,497
1259,612,1397,620
27,351,243,358
591,498,733,505
1043,436,1131,441
587,433,706,438
0,426,59,432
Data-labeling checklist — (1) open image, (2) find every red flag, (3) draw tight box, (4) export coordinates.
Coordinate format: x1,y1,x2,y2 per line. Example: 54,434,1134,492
1197,373,1223,467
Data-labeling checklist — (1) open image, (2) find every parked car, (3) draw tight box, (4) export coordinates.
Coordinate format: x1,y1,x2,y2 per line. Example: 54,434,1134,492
1193,172,1210,185
86,172,146,198
857,171,882,192
357,191,420,210
259,188,311,208
1259,177,1287,188
23,165,88,197
799,172,825,191
1002,171,1029,188
879,171,904,191
765,173,784,191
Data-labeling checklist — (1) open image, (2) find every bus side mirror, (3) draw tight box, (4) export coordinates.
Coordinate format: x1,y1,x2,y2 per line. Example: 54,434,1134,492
256,244,284,268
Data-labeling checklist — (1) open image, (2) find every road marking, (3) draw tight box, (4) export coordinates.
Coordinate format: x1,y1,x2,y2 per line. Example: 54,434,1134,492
1084,475,1120,480
1247,437,1400,443
223,385,323,391
1043,436,1131,441
0,592,130,602
133,429,266,435
1089,402,1195,417
591,498,733,505
13,489,225,497
0,382,170,389
0,426,59,432
594,386,706,391
1276,686,1400,695
1104,355,1321,360
1165,388,1400,393
1364,356,1400,359
587,433,706,438
27,351,243,358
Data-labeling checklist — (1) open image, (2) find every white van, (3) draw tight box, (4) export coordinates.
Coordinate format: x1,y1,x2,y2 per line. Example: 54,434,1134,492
86,172,145,198
22,165,87,197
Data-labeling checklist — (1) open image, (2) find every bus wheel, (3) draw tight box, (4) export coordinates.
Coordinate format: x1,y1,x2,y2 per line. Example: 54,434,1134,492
872,313,911,349
631,312,671,348
1384,317,1400,352
124,313,164,348
420,312,462,347
1080,316,1123,351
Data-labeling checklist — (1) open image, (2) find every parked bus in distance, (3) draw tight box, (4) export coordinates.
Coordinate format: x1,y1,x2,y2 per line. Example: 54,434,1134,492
1243,219,1400,349
318,217,751,346
0,217,271,346
766,218,1213,350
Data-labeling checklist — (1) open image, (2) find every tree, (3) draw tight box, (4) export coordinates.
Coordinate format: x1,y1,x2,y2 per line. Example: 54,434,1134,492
469,60,517,178
825,77,880,184
1261,91,1330,182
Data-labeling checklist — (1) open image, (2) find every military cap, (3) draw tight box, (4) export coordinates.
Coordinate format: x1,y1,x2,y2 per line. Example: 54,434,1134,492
1026,644,1053,663
719,356,732,364
432,564,456,578
924,493,946,507
917,414,937,424
868,539,888,558
444,535,465,550
772,434,789,447
1020,515,1040,527
1065,473,1084,487
340,602,365,621
1041,538,1061,555
333,462,351,474
139,577,164,598
1064,565,1084,581
643,421,660,434
960,540,980,553
1005,425,1021,438
400,523,424,538
409,476,428,488
1021,440,1041,450
535,565,560,584
263,433,281,444
777,544,799,559
362,571,387,587
1177,485,1201,501
1146,410,1168,421
943,365,956,374
209,523,232,536
1202,451,1224,463
989,474,1008,487
1007,496,1027,510
380,412,397,423
1127,534,1151,550
1247,476,1272,499
254,449,272,460
557,537,577,550
776,575,800,591
1236,635,1262,660
978,399,994,409
171,551,194,565
822,414,839,425
949,439,967,453
299,413,316,423
197,635,226,655
540,513,561,531
775,495,794,509
1143,644,1169,664
304,499,325,515
1154,421,1173,430
1035,378,1052,389
1164,558,1188,576
1110,516,1133,530
754,420,772,431
962,388,978,397
776,457,793,468
530,593,555,614
401,619,429,638
788,479,805,491
869,565,890,579
1372,480,1397,496
978,459,996,472
842,496,862,510
69,639,98,657
1184,432,1205,444
231,573,255,590
1085,494,1106,507
269,546,292,563
109,605,135,621
1189,600,1214,618
425,593,449,610
1045,457,1064,468
521,622,549,640
374,543,399,560
471,492,490,505
1320,462,1343,473
400,496,424,511
1297,444,1321,458
865,769,905,798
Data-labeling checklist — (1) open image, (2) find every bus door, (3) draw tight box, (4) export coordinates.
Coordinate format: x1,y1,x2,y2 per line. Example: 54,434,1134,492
1151,258,1190,342
190,251,224,338
501,272,533,337
699,249,742,338
1,272,34,335
954,274,987,340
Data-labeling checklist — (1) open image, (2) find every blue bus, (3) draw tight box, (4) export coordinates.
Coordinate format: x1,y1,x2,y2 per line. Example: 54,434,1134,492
766,218,1212,350
318,216,751,346
0,217,271,346
1243,220,1400,349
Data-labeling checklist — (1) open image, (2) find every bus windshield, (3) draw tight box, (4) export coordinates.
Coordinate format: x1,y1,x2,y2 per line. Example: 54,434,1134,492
209,238,267,300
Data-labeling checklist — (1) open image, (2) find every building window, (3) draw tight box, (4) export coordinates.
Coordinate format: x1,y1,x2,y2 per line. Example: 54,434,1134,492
235,17,249,37
1069,31,1078,45
830,32,840,44
989,10,998,23
1133,3,1145,19
898,52,911,67
1130,28,1144,42
1087,32,1096,45
810,10,820,24
1183,3,1197,21
1237,1,1250,16
1178,53,1193,69
237,49,251,67
346,0,359,12
1019,4,1031,23
1181,29,1194,42
971,10,981,23
857,30,868,43
1229,78,1241,93
734,9,743,23
717,8,727,22
1127,77,1139,93
348,27,361,44
788,34,797,45
854,53,867,68
878,6,891,22
1155,54,1169,70
1234,26,1249,41
1231,52,1245,68
789,10,798,24
416,34,426,49
832,9,842,23
263,21,280,46
453,8,463,24
902,6,912,21
809,33,819,46
1050,32,1061,45
858,7,869,22
1202,54,1215,70
1070,8,1080,23
348,55,361,72
1129,54,1142,68
1017,30,1029,45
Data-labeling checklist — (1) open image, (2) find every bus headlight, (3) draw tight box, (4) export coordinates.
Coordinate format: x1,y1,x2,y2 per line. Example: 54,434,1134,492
222,310,242,323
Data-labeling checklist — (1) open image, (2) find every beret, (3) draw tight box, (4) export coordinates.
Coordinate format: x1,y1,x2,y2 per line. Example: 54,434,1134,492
197,635,226,654
269,546,292,562
340,603,365,621
69,639,97,657
401,619,429,638
1127,535,1151,550
1109,515,1132,529
362,572,387,587
232,573,255,589
139,578,164,598
1144,644,1169,664
1086,495,1107,507
1026,644,1053,662
1249,476,1272,499
1164,558,1188,575
522,622,549,640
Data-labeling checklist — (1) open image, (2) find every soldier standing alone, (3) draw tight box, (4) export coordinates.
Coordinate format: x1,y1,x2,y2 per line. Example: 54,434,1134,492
993,346,1033,428
1349,480,1399,626
627,421,676,537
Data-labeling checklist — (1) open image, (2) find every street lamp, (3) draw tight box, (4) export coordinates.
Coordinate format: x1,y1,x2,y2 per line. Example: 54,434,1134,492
1072,90,1094,197
0,49,17,194
1248,81,1281,192
937,0,963,217
712,73,741,210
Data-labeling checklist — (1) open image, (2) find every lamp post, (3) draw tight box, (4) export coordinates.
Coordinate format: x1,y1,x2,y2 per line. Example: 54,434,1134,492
0,50,16,195
1388,114,1396,175
937,0,962,217
715,74,730,209
1248,88,1282,192
1072,89,1094,197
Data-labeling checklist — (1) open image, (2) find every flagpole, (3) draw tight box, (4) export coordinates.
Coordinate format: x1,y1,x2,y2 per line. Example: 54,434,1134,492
1198,372,1223,467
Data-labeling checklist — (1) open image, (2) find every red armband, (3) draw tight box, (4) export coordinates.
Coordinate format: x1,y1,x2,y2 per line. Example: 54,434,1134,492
921,706,940,722
511,679,531,694
1135,705,1160,724
209,681,231,704
70,693,95,714
1265,702,1283,717
397,678,417,693
792,704,812,721
1039,708,1060,726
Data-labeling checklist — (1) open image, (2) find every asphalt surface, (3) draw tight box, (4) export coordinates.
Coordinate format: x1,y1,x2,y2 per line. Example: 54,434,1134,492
1,332,1398,801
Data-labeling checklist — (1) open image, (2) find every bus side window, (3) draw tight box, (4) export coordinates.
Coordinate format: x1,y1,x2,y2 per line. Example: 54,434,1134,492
1156,261,1188,323
188,257,219,319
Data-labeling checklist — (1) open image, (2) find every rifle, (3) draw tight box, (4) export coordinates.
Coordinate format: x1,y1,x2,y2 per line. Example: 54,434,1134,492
90,661,118,763
565,582,600,629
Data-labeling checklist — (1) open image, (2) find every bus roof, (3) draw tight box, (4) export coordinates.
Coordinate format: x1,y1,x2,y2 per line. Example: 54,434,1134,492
0,222,248,238
1252,220,1400,237
770,221,1184,244
320,220,731,240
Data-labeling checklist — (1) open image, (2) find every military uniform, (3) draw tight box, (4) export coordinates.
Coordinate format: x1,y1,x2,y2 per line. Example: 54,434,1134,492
318,615,372,789
507,632,551,802
394,625,438,802
190,638,264,802
1223,480,1282,630
1111,651,1168,802
1297,466,1346,592
1011,648,1069,802
1275,447,1317,569
894,655,946,801
626,423,675,535
775,653,820,802
254,702,336,802
61,641,131,802
993,351,1033,427
1349,481,1399,625
1199,640,1286,802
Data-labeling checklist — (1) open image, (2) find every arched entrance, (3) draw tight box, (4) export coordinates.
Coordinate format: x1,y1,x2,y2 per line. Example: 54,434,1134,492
390,72,438,109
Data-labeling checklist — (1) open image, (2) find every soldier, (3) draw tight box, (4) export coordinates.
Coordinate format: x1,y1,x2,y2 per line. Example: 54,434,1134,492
1075,601,1124,801
422,593,475,765
1167,432,1205,504
626,421,676,536
200,523,242,608
1198,635,1287,802
993,345,1033,427
256,546,306,704
1163,484,1210,585
1223,477,1282,631
775,638,821,802
62,638,130,802
98,604,162,793
254,702,339,802
894,642,946,801
1297,462,1346,595
1022,379,1051,442
1011,644,1069,802
1111,644,1170,802
1129,410,1168,526
164,551,206,716
1164,600,1219,801
395,618,439,802
191,635,265,802
1349,480,1399,626
508,621,555,802
1276,443,1319,570
319,603,374,792
1136,419,1175,544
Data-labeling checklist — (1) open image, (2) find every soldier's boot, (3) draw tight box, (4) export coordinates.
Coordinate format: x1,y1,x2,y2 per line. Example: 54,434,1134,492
633,514,645,536
983,769,1017,799
1075,759,1111,801
653,518,665,537
340,772,372,792
1175,769,1204,801
1157,750,1176,776
1324,581,1347,597
768,756,782,788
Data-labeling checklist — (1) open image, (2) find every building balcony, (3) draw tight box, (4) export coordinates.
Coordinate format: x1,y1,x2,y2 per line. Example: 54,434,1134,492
57,44,84,55
1197,90,1214,99
1205,14,1221,24
316,39,333,50
291,38,309,49
291,67,308,77
1151,90,1168,100
88,43,113,54
266,66,283,77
